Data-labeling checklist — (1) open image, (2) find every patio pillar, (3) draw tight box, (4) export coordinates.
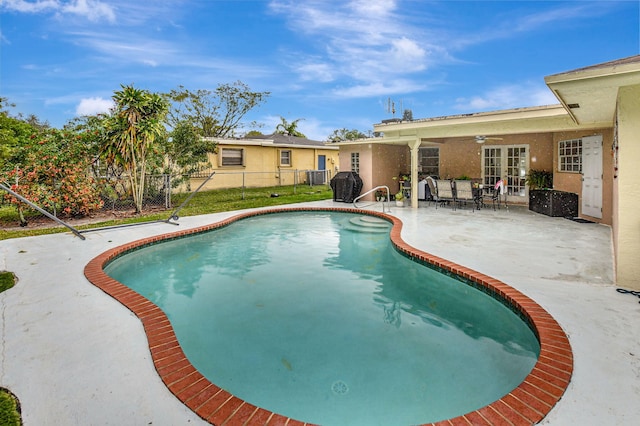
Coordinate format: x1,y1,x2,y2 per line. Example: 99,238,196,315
408,139,421,208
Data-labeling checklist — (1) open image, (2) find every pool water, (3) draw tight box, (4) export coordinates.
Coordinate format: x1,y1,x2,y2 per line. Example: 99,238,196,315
105,211,540,425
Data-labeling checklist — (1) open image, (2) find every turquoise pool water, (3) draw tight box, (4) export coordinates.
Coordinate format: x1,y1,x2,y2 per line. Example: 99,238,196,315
105,211,540,425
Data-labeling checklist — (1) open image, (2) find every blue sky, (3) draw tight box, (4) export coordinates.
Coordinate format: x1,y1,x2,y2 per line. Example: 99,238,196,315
1,0,638,140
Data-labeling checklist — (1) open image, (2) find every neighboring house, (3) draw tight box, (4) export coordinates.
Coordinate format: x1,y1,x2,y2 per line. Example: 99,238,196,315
335,55,640,291
191,133,339,190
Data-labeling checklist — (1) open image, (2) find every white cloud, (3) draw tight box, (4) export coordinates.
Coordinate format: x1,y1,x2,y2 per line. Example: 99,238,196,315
75,96,113,116
454,82,559,111
333,79,426,99
0,30,10,45
61,0,116,23
269,0,436,89
294,62,335,83
68,31,179,66
3,0,116,23
349,0,396,16
2,0,59,13
298,117,332,141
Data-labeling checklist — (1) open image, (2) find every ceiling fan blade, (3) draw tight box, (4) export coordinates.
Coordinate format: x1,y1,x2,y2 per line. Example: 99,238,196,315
475,135,503,143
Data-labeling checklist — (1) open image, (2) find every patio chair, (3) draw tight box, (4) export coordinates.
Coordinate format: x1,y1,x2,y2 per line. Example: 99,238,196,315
435,179,456,210
426,176,440,207
453,180,475,211
483,180,506,210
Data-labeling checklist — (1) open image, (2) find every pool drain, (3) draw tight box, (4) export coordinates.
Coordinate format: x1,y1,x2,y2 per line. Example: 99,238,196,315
331,380,349,395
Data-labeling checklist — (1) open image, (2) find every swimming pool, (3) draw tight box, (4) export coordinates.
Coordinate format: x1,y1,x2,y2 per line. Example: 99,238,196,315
85,207,573,425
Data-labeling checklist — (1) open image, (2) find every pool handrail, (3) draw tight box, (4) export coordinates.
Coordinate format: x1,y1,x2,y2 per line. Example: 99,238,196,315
353,185,391,213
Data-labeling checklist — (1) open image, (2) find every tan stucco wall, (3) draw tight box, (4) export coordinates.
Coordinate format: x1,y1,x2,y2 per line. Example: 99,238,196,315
373,145,407,197
614,85,640,290
338,143,408,200
437,133,553,182
438,139,481,180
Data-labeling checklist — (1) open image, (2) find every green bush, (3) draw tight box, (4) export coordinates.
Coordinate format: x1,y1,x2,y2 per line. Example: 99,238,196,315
526,169,553,190
0,387,21,426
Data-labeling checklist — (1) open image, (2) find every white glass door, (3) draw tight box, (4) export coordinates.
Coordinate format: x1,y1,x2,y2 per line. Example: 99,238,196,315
482,145,529,202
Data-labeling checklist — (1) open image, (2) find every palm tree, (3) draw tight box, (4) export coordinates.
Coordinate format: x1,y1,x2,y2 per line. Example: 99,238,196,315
275,116,306,138
105,85,168,213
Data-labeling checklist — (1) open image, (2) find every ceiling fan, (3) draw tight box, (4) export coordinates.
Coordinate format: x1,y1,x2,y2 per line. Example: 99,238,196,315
474,135,503,144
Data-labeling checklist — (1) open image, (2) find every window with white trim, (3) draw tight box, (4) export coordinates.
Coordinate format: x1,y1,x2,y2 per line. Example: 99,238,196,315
220,148,244,166
558,139,582,172
279,149,292,166
351,152,360,173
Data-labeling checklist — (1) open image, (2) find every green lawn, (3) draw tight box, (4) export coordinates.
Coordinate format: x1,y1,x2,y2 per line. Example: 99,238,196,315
0,184,334,240
0,272,20,425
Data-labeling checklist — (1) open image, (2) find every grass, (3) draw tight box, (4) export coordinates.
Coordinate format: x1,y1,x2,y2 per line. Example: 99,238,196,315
0,185,334,240
1,273,20,424
0,388,21,426
0,271,16,292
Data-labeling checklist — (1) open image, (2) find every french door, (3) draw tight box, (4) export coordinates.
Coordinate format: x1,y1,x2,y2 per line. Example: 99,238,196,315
482,145,529,202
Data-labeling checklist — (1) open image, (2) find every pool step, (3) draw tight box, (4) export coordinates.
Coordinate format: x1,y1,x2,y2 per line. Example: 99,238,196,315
344,216,391,233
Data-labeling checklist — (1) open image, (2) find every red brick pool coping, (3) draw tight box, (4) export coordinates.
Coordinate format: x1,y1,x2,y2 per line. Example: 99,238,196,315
84,207,573,426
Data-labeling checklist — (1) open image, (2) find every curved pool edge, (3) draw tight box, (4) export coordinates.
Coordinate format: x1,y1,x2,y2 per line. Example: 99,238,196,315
84,207,573,426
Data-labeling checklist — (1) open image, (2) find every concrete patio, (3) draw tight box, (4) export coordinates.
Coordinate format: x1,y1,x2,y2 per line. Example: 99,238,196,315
1,200,638,425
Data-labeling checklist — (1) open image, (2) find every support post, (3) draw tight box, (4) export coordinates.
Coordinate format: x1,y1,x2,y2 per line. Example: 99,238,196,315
408,139,421,208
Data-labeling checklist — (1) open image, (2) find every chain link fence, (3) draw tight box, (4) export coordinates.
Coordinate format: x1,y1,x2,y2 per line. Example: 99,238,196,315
1,169,332,231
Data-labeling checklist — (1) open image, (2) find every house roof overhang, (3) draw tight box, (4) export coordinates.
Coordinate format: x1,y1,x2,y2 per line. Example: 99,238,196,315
206,137,339,150
360,105,590,146
544,55,640,126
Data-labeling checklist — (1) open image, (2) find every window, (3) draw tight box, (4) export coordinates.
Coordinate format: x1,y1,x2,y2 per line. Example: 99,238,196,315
419,147,439,176
351,152,360,173
220,148,244,166
558,139,582,172
279,149,292,166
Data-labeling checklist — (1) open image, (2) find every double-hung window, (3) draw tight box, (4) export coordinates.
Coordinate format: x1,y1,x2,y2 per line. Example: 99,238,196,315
280,150,292,166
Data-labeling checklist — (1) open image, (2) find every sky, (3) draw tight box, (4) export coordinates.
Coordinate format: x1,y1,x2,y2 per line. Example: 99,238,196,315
1,0,639,141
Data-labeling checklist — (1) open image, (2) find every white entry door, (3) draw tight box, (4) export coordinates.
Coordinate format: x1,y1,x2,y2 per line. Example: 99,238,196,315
581,135,603,218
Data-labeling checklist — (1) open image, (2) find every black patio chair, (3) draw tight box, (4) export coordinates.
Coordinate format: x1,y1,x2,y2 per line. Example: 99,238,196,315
483,180,506,210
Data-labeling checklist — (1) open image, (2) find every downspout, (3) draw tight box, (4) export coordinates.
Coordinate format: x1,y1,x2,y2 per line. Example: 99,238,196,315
409,139,421,209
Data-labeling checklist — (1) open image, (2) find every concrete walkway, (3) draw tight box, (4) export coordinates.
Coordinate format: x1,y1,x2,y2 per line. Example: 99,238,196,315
1,200,639,425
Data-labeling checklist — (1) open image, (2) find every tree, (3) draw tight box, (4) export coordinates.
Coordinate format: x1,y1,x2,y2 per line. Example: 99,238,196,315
275,117,306,138
328,128,367,142
165,81,270,138
103,85,169,213
0,97,42,169
1,114,39,170
163,120,217,178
